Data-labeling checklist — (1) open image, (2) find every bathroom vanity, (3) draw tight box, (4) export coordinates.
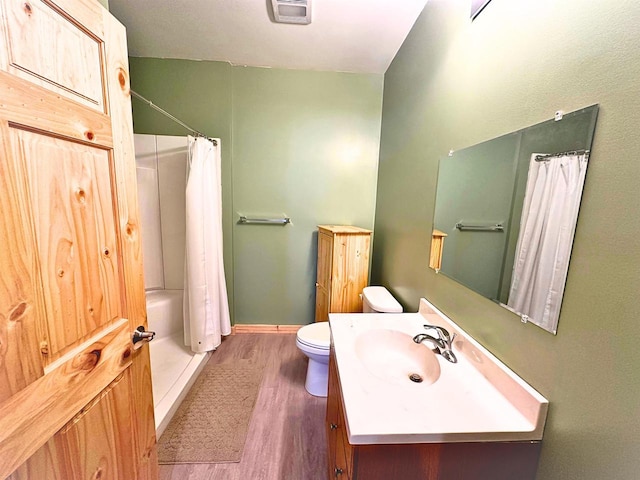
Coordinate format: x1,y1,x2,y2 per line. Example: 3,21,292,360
326,299,548,479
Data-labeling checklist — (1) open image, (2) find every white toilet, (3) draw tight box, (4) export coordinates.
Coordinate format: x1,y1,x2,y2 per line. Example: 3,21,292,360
296,286,403,397
360,285,403,314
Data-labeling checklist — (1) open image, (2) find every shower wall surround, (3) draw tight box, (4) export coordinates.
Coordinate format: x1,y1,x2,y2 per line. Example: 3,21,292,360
134,134,188,291
129,59,384,325
134,135,164,290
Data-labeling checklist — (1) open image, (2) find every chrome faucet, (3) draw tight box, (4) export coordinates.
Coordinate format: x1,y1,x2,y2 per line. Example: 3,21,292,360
413,324,457,363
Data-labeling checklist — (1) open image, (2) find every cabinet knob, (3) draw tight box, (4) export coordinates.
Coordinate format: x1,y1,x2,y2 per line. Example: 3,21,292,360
334,467,344,476
315,282,320,287
330,423,338,430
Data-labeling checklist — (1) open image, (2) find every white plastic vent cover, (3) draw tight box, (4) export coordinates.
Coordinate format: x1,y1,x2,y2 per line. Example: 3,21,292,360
271,0,312,24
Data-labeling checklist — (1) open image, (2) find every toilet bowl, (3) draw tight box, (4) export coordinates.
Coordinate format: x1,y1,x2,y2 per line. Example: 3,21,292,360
296,286,403,397
296,322,331,396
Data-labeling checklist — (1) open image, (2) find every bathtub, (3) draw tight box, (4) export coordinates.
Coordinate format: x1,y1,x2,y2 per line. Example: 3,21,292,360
145,289,211,438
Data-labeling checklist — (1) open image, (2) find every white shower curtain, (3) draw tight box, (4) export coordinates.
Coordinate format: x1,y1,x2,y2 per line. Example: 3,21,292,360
183,136,231,353
508,153,588,332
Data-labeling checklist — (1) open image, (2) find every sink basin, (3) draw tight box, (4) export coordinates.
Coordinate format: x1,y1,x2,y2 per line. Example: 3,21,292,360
354,329,441,386
330,302,549,444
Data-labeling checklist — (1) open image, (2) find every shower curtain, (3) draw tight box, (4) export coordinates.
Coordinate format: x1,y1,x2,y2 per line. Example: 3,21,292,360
508,152,588,332
183,136,231,353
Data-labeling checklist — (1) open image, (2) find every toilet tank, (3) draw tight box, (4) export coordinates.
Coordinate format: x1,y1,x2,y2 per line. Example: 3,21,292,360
362,286,403,313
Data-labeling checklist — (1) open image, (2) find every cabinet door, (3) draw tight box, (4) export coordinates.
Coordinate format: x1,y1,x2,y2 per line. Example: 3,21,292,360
327,352,354,479
315,232,333,322
330,233,371,313
334,399,353,479
326,363,338,478
0,0,157,478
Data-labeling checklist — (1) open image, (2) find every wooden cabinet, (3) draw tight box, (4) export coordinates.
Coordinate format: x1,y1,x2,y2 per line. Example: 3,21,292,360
429,229,448,271
326,349,542,480
315,226,372,322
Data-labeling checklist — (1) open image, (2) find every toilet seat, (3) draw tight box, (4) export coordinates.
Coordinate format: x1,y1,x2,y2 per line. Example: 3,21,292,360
296,322,330,350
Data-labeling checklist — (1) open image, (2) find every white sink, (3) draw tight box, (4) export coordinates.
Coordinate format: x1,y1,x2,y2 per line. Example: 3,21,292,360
354,329,440,386
329,298,549,445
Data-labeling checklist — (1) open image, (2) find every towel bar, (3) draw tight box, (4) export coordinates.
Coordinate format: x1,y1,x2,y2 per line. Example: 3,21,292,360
455,222,504,232
239,215,291,225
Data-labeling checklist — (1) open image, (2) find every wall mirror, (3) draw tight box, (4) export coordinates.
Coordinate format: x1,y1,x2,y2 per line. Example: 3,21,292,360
431,105,598,334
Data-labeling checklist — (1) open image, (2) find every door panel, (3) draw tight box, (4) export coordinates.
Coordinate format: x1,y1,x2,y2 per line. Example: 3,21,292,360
16,128,121,357
0,125,45,405
0,0,157,477
0,319,132,477
55,369,138,479
8,368,138,480
0,0,105,111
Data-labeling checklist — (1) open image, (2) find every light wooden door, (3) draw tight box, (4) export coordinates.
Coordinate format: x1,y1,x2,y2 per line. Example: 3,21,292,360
0,0,157,478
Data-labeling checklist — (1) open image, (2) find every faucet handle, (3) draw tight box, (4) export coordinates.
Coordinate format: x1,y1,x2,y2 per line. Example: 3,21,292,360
423,324,451,342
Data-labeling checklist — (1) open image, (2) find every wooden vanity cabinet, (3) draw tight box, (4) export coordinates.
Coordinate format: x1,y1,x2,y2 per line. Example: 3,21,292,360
326,349,542,480
326,348,354,479
315,226,372,323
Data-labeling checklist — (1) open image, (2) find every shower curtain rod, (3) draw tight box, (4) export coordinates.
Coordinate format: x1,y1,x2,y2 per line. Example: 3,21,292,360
535,149,589,162
130,89,217,146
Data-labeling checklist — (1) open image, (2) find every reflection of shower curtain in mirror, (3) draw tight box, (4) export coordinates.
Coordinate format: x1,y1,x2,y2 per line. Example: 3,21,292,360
508,153,588,332
184,136,231,352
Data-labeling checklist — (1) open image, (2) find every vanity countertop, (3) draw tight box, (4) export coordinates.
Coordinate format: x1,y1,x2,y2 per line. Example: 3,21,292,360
328,298,548,445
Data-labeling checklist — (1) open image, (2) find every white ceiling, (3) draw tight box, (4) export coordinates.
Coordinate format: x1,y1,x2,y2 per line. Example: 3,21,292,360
109,0,428,74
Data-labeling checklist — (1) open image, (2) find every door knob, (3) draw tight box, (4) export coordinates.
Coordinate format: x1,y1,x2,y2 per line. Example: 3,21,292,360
334,467,344,476
132,326,155,348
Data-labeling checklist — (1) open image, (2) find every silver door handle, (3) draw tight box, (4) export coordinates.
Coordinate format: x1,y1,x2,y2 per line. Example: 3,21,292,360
132,326,155,347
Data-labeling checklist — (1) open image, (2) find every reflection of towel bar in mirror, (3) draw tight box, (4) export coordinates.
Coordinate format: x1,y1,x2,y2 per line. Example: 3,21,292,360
455,222,504,232
239,215,291,225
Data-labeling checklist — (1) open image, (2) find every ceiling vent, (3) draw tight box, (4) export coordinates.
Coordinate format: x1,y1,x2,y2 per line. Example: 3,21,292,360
271,0,312,25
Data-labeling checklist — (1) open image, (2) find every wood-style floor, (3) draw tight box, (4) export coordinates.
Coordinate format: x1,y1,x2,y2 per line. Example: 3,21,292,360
158,334,328,480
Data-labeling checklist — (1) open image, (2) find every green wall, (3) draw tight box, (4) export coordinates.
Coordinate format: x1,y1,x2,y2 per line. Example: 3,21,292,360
129,58,383,325
373,0,640,479
232,67,383,325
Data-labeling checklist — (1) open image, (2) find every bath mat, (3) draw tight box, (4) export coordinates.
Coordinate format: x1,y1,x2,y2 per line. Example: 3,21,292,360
157,358,265,464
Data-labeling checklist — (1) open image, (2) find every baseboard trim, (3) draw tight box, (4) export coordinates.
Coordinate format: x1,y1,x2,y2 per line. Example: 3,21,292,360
232,324,303,334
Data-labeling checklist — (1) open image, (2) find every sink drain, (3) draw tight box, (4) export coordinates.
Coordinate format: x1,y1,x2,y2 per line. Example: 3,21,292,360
408,373,423,383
